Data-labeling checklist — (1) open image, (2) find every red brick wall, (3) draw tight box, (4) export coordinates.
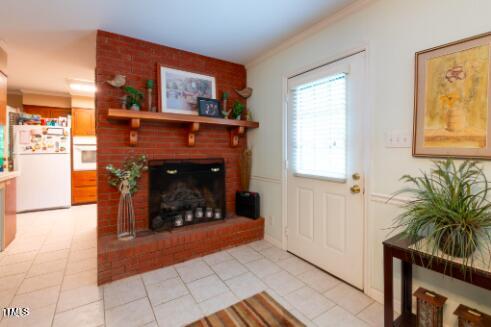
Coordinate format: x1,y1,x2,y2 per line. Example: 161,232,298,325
96,30,247,237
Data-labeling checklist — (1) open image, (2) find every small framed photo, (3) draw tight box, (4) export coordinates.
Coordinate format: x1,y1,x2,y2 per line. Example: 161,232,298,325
197,97,222,118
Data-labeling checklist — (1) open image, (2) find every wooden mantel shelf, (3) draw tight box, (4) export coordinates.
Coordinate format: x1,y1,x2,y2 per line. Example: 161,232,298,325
107,109,259,147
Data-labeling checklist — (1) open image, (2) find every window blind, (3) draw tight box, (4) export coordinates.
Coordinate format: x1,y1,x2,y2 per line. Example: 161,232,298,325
290,73,347,180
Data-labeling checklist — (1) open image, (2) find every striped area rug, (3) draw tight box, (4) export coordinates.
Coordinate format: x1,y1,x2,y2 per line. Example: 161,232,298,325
187,291,305,327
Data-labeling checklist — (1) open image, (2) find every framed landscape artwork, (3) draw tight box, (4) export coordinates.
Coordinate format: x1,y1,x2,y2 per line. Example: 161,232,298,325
413,32,491,158
158,66,216,115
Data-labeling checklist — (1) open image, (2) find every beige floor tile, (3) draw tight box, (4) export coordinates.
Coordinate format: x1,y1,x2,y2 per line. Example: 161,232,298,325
17,270,64,295
248,240,274,252
104,275,147,309
284,286,335,319
0,274,25,292
176,258,213,283
105,297,155,327
56,284,103,313
0,262,31,278
289,308,316,327
153,295,203,327
324,283,374,315
357,301,384,327
146,277,188,307
52,300,104,327
210,259,247,280
0,288,16,307
26,258,67,278
298,268,340,293
61,268,97,291
313,306,369,327
228,245,263,264
64,257,96,275
34,249,69,265
187,274,228,303
261,246,293,262
247,258,281,278
68,247,96,263
203,250,234,266
263,270,304,296
0,252,36,266
226,272,266,299
277,256,315,276
141,266,178,286
11,286,60,309
198,290,238,315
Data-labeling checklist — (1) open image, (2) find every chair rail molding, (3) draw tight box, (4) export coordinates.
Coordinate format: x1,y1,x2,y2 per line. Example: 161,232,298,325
370,192,411,206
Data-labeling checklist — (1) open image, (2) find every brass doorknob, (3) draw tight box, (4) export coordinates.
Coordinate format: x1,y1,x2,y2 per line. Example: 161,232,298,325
350,185,361,193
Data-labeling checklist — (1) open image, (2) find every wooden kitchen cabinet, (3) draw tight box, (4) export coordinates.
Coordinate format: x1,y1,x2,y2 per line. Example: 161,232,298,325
72,108,95,136
72,171,97,204
23,105,71,118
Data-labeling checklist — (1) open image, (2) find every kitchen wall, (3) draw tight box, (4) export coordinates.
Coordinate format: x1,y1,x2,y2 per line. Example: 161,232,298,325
22,92,70,108
246,0,491,323
71,95,94,109
7,92,22,109
0,45,6,73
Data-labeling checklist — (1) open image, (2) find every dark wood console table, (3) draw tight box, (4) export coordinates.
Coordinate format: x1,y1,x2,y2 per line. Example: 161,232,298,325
383,233,491,326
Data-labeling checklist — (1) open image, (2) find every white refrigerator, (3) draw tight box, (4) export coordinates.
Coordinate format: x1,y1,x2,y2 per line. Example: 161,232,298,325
13,125,71,212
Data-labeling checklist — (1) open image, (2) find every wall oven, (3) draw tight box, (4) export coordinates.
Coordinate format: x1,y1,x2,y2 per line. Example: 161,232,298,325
73,136,96,171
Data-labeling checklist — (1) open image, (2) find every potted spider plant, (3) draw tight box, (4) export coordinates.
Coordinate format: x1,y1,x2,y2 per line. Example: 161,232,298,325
392,159,491,268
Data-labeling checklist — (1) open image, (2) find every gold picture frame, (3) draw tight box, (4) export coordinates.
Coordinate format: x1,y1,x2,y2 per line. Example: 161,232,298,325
413,32,491,158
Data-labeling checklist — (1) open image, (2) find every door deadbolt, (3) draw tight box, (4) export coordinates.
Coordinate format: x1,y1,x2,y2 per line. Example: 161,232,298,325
352,173,361,180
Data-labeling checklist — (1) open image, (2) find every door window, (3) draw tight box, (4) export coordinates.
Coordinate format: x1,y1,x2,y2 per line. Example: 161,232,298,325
290,73,347,180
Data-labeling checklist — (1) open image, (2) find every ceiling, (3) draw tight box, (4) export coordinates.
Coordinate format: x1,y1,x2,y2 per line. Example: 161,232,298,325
0,0,356,95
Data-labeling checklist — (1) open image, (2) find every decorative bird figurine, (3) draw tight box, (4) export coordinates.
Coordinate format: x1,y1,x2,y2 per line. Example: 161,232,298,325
235,87,253,99
107,75,126,88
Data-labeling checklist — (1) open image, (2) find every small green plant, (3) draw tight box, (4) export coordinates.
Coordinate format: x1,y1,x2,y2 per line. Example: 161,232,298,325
232,101,245,119
392,159,491,271
106,155,147,195
222,92,229,100
123,86,144,109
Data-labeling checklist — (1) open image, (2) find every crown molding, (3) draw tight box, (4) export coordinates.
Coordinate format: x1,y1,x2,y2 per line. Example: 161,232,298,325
245,0,375,69
20,88,70,98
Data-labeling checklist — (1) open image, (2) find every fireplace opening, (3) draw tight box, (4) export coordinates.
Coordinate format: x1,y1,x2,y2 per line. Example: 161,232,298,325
148,159,226,231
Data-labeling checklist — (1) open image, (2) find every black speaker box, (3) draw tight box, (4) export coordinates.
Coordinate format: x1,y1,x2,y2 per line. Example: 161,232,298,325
235,191,260,219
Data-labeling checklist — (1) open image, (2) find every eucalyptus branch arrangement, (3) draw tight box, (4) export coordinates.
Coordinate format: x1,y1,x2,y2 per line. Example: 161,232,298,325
392,159,491,272
106,155,148,195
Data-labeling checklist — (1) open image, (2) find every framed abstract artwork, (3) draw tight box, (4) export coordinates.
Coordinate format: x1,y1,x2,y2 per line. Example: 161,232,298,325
158,66,216,115
413,32,491,158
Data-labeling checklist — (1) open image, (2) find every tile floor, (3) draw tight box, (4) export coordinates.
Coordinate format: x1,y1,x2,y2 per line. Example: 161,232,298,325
0,205,383,327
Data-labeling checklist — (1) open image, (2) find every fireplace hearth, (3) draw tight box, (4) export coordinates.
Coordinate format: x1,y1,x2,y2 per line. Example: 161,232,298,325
149,159,226,231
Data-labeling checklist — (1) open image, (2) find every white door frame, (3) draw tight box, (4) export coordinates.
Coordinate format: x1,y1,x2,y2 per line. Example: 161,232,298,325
281,44,374,292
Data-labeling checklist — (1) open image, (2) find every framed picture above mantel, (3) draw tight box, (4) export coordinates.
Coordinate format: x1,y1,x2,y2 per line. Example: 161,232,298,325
157,65,216,115
413,32,491,159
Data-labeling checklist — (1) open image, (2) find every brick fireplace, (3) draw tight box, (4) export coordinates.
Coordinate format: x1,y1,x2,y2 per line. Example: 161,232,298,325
96,30,264,284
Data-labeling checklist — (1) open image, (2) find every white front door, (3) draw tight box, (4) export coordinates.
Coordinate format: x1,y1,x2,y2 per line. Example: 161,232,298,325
286,52,365,289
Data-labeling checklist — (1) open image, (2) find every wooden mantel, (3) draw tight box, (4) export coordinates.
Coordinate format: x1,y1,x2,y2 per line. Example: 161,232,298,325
107,109,259,147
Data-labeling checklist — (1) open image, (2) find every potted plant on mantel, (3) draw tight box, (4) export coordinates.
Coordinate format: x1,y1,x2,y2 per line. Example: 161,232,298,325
106,155,147,240
392,159,491,271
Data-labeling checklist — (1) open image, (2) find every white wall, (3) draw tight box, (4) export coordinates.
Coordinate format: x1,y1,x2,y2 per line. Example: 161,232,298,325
247,0,491,324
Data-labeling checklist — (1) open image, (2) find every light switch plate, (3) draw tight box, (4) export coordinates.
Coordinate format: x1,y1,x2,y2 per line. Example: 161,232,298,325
385,130,411,148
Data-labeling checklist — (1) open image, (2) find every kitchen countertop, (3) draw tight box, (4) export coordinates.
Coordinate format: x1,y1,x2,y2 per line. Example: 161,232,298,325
0,171,19,183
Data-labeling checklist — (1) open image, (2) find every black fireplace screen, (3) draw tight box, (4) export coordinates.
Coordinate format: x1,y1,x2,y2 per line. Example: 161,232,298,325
148,159,226,231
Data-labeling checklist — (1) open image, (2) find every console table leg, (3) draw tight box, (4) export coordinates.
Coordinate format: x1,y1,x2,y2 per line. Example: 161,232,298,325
401,261,412,316
383,245,393,326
